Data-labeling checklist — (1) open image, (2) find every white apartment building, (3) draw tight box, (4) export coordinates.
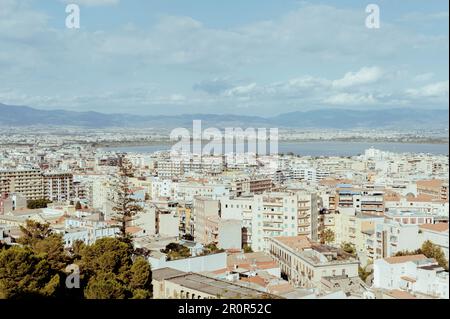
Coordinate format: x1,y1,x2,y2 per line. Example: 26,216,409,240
269,236,359,289
251,191,318,252
368,219,421,260
193,197,220,245
220,196,254,246
43,172,73,202
175,182,229,202
373,255,449,299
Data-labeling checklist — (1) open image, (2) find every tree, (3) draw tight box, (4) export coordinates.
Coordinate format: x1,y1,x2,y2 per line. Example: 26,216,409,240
111,158,143,244
243,244,253,253
420,240,448,270
319,229,335,245
358,266,372,282
18,220,67,271
394,241,448,271
0,246,61,299
84,274,126,299
79,237,132,282
18,220,52,247
33,234,68,271
78,237,153,299
341,242,356,255
129,257,152,294
161,243,191,260
27,199,51,209
75,201,82,210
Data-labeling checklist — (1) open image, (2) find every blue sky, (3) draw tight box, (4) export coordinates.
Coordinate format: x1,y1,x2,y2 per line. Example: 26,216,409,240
0,0,448,116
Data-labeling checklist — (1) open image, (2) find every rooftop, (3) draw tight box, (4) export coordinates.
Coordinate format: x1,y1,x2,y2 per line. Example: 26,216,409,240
384,254,429,265
419,223,449,233
154,268,278,299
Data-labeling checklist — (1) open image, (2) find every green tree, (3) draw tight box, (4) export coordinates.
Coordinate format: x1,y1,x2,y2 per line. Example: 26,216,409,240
27,199,51,209
395,241,448,271
243,244,253,253
18,220,67,271
84,274,126,299
161,243,191,260
111,158,143,245
341,242,356,255
18,220,53,247
420,240,448,270
78,237,153,299
129,257,152,293
358,266,372,282
33,234,68,271
319,229,335,245
79,237,132,282
0,246,61,299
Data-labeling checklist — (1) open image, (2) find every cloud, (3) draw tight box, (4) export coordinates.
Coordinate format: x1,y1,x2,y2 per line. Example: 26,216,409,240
406,81,449,98
0,2,448,115
193,78,236,95
324,93,377,106
413,73,434,82
332,66,384,89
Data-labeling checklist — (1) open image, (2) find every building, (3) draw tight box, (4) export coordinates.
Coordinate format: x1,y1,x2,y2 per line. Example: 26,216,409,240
193,197,220,245
152,268,276,299
0,169,44,200
326,209,383,265
218,219,242,250
43,172,73,202
148,251,227,273
368,218,421,260
268,236,359,289
419,223,449,261
0,193,27,214
251,191,318,252
417,179,448,201
373,254,449,299
220,196,254,246
231,176,273,197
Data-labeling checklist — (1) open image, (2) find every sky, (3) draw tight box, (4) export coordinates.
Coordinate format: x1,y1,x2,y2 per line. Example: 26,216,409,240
0,0,448,116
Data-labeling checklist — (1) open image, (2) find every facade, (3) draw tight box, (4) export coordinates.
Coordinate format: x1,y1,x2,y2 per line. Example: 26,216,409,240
268,236,359,289
43,172,73,202
251,191,318,252
218,219,242,250
152,268,275,299
0,193,27,214
193,197,220,245
148,251,227,273
418,223,449,260
373,255,449,299
220,196,254,246
0,169,44,200
368,219,422,260
417,179,448,201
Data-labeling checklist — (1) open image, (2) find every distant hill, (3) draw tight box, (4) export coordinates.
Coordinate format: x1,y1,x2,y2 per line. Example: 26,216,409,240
0,103,448,129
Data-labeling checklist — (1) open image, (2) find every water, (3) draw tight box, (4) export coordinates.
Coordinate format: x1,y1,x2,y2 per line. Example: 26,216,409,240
101,141,449,157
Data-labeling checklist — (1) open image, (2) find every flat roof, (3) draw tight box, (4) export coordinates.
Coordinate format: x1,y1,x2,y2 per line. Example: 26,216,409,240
158,269,278,298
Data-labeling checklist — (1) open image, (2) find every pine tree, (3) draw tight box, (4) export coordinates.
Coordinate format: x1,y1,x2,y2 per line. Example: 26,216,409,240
111,158,143,245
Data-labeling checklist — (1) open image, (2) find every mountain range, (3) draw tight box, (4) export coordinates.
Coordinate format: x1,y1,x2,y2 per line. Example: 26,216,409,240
0,103,448,129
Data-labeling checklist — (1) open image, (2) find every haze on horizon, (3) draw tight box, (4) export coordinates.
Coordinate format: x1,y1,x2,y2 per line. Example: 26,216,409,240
0,0,449,116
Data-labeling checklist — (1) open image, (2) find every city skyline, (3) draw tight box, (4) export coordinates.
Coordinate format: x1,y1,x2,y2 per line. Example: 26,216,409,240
0,0,448,116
